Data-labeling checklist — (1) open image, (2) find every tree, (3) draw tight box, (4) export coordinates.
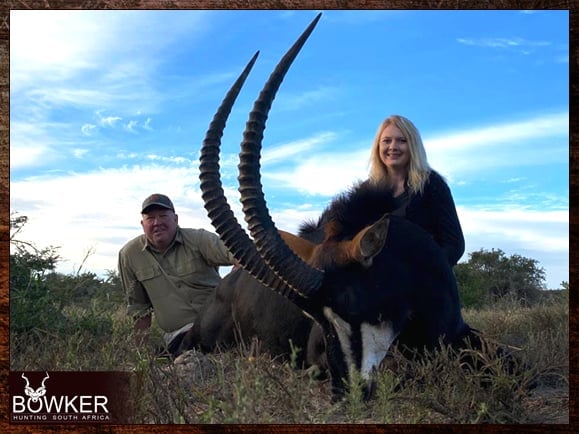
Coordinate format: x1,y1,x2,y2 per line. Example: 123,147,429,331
10,213,124,341
453,264,486,309
10,214,60,288
455,248,546,308
10,213,66,336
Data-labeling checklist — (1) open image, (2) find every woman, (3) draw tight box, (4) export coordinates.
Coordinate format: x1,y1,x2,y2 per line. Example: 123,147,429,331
368,115,465,266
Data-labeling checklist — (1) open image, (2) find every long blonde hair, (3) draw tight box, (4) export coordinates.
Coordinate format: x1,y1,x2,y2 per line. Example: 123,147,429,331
368,115,431,195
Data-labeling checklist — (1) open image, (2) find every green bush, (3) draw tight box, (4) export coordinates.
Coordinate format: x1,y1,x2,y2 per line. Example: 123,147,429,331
455,248,547,308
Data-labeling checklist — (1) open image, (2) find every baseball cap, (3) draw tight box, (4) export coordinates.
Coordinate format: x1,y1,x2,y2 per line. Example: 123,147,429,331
141,194,175,213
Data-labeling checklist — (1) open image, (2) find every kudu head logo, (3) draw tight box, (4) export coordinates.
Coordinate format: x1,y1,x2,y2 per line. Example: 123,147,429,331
21,372,49,402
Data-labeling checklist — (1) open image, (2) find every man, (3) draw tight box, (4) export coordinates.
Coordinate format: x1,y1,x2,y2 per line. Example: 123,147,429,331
118,193,236,356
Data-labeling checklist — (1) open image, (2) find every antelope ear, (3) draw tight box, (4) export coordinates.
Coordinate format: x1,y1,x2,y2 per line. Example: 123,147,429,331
279,230,318,263
354,214,390,268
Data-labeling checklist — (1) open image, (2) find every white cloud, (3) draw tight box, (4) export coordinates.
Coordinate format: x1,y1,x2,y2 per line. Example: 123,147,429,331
10,10,211,91
33,88,114,109
10,11,100,88
503,177,526,183
221,110,571,200
72,149,89,159
98,112,123,128
10,164,210,274
425,112,569,180
10,153,568,290
10,10,213,133
10,121,60,170
125,120,139,132
264,147,368,196
10,145,51,170
263,132,337,164
425,112,568,152
277,86,340,111
99,115,121,127
457,37,551,50
145,154,190,165
458,207,567,251
143,118,153,131
252,112,570,198
81,124,97,136
458,207,568,288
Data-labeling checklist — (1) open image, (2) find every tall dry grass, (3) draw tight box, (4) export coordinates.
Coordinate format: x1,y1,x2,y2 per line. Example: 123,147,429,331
10,295,568,424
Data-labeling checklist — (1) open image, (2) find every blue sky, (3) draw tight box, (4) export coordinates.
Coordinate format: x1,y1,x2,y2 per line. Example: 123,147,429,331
10,10,568,288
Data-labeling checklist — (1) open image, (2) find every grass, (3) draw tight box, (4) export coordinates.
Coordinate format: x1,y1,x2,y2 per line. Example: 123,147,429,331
10,295,569,424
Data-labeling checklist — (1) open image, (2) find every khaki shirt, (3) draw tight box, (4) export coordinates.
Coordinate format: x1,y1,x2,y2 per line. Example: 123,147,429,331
118,227,235,332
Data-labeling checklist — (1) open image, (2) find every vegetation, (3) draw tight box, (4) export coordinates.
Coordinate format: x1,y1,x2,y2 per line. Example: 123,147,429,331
9,214,569,424
454,248,549,309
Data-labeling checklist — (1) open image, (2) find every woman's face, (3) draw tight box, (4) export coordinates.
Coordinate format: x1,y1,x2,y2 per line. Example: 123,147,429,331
378,123,411,172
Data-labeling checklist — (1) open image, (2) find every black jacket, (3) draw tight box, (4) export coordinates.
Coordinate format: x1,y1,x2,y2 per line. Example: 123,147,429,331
402,171,465,266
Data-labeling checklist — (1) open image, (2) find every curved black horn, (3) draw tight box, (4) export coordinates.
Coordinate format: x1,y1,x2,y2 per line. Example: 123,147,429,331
199,51,304,301
238,13,324,297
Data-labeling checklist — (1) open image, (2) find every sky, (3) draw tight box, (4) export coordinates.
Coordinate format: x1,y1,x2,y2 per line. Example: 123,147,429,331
10,9,569,289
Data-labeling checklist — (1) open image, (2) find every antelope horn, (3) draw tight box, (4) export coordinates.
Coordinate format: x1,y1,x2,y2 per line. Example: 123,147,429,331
41,372,49,388
21,373,30,389
199,46,305,302
238,13,324,297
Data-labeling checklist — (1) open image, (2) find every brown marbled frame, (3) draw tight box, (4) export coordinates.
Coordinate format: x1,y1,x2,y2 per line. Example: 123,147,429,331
0,1,575,432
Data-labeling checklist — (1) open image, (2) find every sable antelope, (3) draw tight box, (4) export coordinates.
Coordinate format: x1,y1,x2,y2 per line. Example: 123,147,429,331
181,13,482,398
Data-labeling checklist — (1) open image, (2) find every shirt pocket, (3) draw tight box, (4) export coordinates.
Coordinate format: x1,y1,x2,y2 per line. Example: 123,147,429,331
135,265,162,282
134,266,168,303
173,258,202,281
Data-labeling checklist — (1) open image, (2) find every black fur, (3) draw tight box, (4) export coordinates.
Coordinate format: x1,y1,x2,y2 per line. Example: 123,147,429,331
183,179,494,398
299,180,396,242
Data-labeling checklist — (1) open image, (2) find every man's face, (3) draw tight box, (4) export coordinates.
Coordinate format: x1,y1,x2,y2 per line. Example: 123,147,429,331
141,207,178,251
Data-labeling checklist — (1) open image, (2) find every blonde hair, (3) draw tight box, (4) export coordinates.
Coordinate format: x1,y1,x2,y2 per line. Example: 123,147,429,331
368,114,431,195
